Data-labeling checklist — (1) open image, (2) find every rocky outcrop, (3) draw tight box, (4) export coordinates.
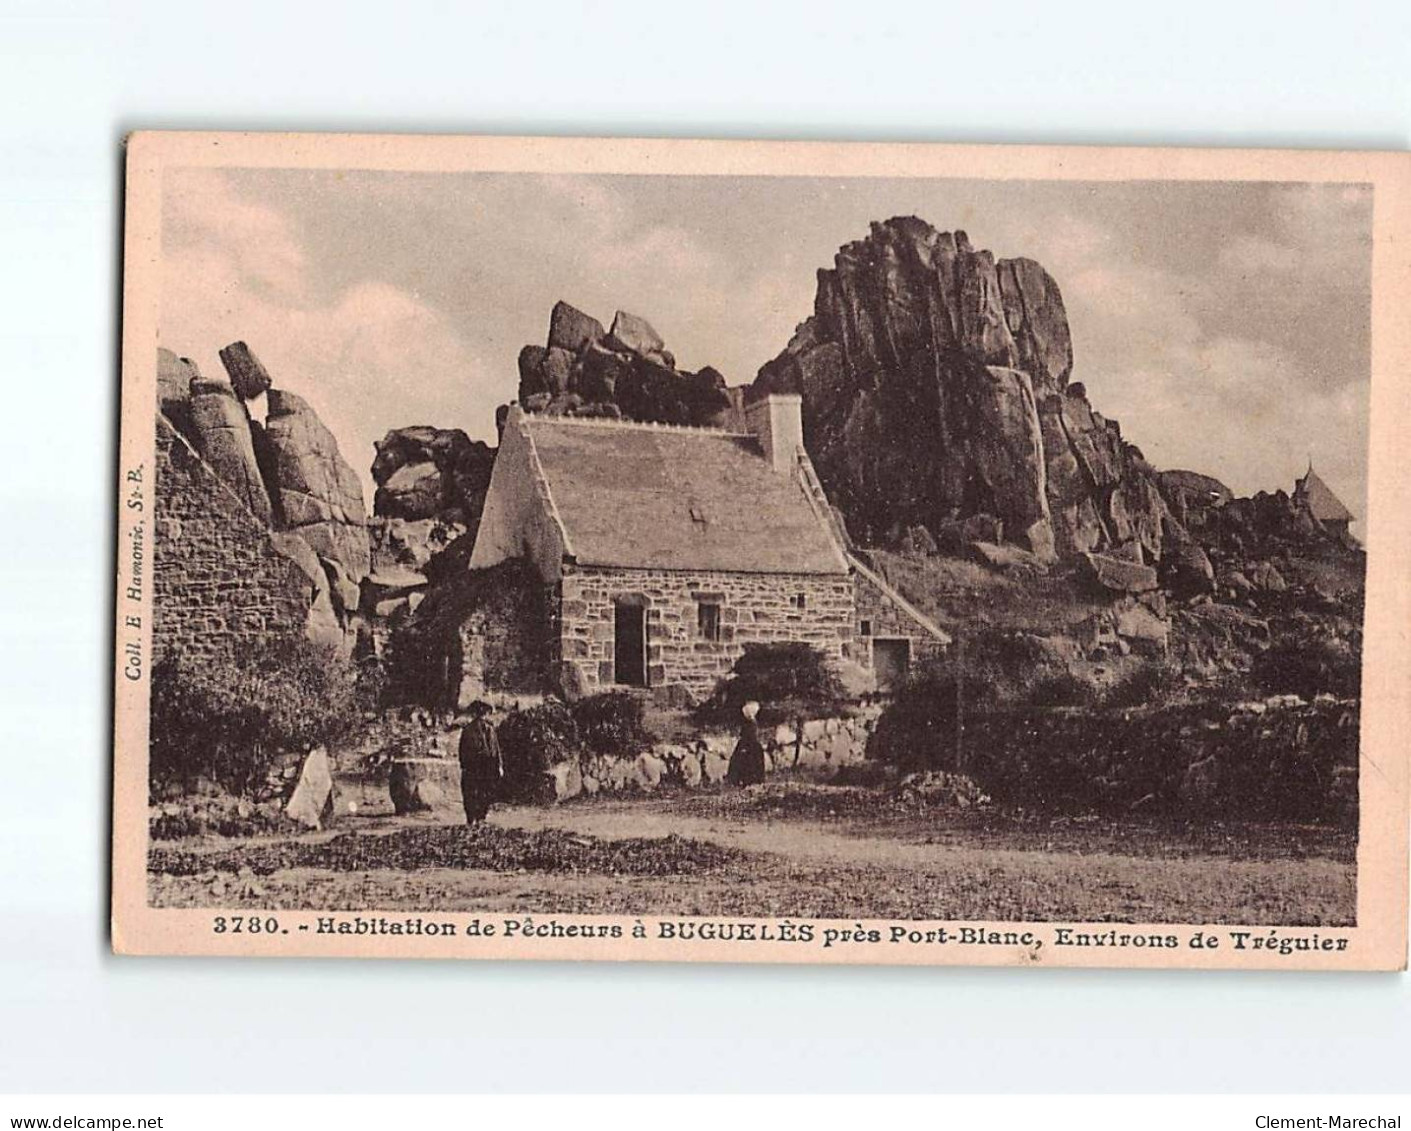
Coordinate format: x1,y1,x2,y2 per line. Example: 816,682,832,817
516,301,729,427
751,216,1178,567
372,426,495,525
368,425,496,574
261,389,371,580
156,344,379,659
157,347,198,433
186,376,274,525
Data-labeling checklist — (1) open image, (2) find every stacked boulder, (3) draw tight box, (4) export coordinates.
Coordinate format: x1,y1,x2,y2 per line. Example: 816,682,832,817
516,301,730,428
368,425,496,577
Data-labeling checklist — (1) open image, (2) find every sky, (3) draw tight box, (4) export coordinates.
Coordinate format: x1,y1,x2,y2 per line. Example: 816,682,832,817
159,168,1372,523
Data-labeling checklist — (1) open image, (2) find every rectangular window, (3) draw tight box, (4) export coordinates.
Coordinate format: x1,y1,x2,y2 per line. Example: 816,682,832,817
859,618,872,637
793,592,808,609
698,601,721,642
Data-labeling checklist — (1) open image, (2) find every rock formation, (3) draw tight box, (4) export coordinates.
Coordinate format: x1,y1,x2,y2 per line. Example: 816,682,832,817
368,425,496,574
153,342,373,658
517,300,729,427
260,389,371,580
751,216,1175,566
157,347,198,433
185,375,274,525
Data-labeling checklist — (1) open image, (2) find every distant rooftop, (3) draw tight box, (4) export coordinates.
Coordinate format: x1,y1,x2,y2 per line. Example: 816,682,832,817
1296,465,1354,523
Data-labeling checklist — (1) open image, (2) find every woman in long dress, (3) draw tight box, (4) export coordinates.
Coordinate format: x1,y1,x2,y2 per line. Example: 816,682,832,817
726,700,766,786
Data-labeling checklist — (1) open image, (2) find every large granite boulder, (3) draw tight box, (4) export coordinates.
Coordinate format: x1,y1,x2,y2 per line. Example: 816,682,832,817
368,425,495,575
1080,551,1159,595
547,300,605,353
377,461,442,521
218,340,274,401
186,376,273,524
1160,541,1217,599
750,216,1178,563
262,389,370,579
269,529,344,649
967,365,1055,559
605,310,665,358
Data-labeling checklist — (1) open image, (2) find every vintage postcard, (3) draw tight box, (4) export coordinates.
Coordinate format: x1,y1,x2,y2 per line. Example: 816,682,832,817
113,133,1410,968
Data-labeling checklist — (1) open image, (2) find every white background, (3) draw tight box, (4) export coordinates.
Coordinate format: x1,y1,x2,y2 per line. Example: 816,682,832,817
1,0,1408,1095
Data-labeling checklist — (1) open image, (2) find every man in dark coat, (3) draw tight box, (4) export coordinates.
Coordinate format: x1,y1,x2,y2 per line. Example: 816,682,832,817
726,700,766,787
458,701,503,823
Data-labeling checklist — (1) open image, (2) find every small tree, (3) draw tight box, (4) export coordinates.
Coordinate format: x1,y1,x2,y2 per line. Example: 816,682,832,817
698,642,848,725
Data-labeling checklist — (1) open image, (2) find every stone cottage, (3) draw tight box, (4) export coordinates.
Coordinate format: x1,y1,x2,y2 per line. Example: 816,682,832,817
465,393,948,703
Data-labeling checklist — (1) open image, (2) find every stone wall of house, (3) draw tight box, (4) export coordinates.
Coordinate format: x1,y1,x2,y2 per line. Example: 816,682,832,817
153,416,319,662
555,565,856,700
853,569,948,671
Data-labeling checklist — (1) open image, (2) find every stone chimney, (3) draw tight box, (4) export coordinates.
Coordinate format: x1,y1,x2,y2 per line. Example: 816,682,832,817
745,393,804,474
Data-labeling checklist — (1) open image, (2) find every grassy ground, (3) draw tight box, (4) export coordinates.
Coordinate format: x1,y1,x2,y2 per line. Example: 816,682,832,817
148,780,1355,925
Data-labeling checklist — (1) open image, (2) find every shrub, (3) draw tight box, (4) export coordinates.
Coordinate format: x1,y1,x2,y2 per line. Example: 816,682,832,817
571,691,656,756
496,700,583,803
1104,661,1184,709
1024,671,1100,708
150,636,362,796
1252,638,1361,700
867,663,964,772
697,642,848,725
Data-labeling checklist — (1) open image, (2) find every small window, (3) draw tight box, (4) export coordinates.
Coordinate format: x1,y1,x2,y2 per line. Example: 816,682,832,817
793,592,807,610
859,618,872,637
698,601,721,642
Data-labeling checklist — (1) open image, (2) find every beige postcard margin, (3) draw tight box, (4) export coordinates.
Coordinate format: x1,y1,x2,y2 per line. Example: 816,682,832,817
113,132,1411,970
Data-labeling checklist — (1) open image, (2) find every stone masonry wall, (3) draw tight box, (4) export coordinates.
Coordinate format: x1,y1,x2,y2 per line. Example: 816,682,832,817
853,569,948,671
565,709,883,798
153,416,315,662
556,565,855,700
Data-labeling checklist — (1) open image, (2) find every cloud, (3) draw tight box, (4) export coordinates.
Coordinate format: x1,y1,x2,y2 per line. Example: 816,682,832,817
160,170,494,502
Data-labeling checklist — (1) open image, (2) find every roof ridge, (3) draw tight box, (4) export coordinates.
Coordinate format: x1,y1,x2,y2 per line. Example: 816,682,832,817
520,407,750,439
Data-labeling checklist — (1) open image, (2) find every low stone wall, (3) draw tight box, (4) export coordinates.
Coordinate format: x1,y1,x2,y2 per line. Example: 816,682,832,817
372,708,886,807
564,708,884,800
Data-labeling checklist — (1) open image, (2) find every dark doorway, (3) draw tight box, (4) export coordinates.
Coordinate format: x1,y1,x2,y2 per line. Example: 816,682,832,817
873,637,911,693
613,602,648,687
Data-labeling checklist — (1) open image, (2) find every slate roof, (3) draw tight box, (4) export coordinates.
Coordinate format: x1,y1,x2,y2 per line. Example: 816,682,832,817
1297,467,1354,523
522,415,849,574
